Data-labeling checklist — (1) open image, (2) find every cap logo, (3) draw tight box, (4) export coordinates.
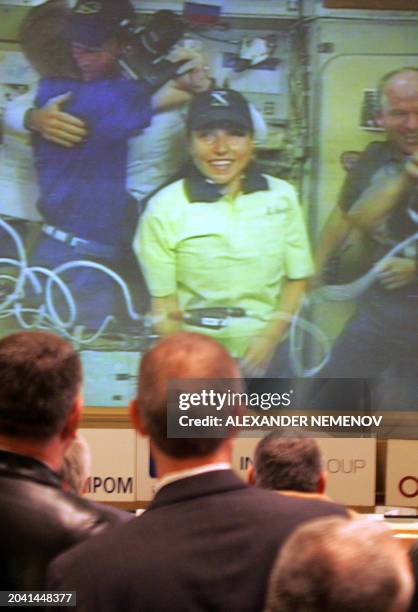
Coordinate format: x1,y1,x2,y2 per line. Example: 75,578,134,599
75,1,102,15
210,91,229,107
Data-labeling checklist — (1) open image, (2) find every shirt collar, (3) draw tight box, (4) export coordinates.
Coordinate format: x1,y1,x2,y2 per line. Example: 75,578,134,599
184,162,269,203
155,462,231,493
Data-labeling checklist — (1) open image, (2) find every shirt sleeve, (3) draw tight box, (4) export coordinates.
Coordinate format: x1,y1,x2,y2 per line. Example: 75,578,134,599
88,80,152,141
35,78,74,107
4,88,36,134
283,184,314,279
35,77,152,142
134,199,177,297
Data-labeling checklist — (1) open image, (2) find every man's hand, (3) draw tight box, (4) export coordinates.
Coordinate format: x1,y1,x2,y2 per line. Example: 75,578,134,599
175,64,211,94
375,257,416,290
166,47,202,70
152,49,211,109
27,92,88,148
168,48,212,93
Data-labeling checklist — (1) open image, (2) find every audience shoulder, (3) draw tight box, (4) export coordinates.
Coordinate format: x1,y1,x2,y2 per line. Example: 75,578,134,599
247,481,347,518
54,487,129,533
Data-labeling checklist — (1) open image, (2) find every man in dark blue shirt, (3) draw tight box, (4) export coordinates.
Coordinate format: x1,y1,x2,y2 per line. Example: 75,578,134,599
29,0,189,332
28,0,150,330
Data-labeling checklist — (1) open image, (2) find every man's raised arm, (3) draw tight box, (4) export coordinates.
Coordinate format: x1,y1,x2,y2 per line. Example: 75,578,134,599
347,156,418,230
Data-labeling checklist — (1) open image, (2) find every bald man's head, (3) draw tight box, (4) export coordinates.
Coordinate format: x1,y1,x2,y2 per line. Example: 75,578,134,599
265,517,414,612
378,67,418,155
379,68,418,106
136,332,242,458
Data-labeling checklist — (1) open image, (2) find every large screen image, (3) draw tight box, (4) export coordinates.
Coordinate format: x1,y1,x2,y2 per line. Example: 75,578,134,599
0,0,416,427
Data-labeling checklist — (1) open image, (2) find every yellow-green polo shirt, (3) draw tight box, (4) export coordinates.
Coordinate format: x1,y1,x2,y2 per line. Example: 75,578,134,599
135,174,313,358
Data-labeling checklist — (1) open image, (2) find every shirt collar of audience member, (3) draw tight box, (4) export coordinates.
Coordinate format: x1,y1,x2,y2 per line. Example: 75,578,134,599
154,462,231,493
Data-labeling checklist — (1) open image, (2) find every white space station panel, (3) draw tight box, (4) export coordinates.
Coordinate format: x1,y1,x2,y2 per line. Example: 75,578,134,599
131,0,299,18
81,351,141,407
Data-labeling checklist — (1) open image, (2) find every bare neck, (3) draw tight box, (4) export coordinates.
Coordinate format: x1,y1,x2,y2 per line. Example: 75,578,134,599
223,177,243,199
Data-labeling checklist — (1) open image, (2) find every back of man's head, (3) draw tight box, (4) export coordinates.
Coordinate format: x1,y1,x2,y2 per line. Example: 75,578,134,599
264,517,414,612
20,0,76,78
254,434,323,493
0,331,82,440
135,332,242,459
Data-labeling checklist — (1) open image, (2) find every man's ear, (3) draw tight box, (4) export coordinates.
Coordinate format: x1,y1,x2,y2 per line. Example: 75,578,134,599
130,399,148,437
317,470,327,495
61,394,83,442
247,463,256,485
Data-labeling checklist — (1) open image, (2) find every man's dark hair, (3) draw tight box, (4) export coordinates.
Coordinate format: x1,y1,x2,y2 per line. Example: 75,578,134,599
254,434,323,493
265,517,413,612
0,331,82,440
137,332,242,459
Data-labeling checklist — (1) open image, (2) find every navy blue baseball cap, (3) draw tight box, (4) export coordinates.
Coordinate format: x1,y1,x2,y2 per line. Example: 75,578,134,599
187,89,253,132
67,0,134,47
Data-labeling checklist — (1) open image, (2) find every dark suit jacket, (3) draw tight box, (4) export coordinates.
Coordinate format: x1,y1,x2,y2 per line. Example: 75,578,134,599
48,469,348,611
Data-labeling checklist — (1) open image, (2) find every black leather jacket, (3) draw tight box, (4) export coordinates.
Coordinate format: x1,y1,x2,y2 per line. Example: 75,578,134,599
0,449,128,591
